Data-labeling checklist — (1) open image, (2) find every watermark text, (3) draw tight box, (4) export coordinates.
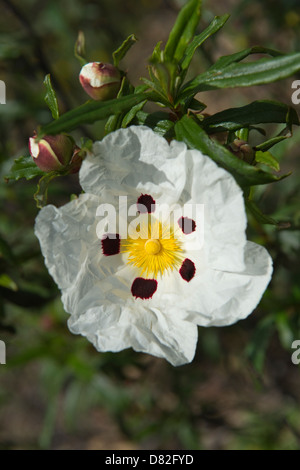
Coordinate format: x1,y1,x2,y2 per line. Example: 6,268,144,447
0,340,6,364
0,80,5,104
291,80,300,105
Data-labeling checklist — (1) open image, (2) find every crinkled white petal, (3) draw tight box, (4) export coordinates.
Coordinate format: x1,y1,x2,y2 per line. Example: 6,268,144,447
68,304,198,367
80,126,188,206
153,241,272,327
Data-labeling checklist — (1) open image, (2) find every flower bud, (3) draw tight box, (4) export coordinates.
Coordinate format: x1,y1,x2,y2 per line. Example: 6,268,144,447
29,134,74,172
79,62,121,100
229,139,255,164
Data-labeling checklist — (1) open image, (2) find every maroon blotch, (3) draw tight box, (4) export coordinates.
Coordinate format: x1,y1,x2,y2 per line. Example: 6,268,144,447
179,258,196,282
131,277,158,299
101,233,120,256
137,194,156,214
178,216,196,235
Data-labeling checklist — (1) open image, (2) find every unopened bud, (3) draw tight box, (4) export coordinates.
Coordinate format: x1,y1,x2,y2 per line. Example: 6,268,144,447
29,134,74,172
229,139,255,164
79,62,120,100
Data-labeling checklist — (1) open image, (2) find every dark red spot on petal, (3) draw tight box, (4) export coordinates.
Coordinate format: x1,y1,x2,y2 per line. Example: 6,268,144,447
178,217,196,235
131,277,158,299
101,233,120,256
137,194,155,213
179,258,196,282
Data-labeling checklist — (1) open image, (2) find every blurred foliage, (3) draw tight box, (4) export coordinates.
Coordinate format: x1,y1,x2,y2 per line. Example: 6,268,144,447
0,0,300,450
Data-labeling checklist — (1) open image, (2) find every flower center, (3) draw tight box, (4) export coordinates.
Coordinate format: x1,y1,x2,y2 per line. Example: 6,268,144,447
144,239,161,255
121,219,183,278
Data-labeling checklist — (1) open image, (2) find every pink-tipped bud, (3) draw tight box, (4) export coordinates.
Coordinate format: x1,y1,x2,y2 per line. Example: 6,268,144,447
229,139,255,164
79,62,121,100
29,134,74,172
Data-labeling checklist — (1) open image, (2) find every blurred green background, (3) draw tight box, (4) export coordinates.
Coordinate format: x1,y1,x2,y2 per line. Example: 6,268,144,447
0,0,300,450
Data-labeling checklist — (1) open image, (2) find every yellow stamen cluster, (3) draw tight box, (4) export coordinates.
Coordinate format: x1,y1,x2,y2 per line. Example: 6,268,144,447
121,219,183,278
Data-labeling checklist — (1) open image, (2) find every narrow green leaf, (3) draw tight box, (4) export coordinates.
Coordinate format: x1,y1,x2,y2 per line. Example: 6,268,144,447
104,113,123,134
188,98,207,111
179,52,300,98
44,74,59,120
202,100,299,132
164,0,202,62
255,135,289,151
209,45,283,71
255,150,280,171
121,99,147,127
181,14,230,71
150,41,163,63
174,115,288,187
133,111,175,138
39,93,148,136
113,34,137,67
141,77,170,106
246,199,279,225
0,274,18,291
5,155,44,182
104,79,139,133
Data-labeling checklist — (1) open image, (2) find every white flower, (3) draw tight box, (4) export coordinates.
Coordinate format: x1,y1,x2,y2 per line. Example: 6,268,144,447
35,126,273,366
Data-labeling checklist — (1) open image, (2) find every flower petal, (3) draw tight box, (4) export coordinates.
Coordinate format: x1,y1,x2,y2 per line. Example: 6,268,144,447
80,126,188,206
157,241,272,327
68,303,198,366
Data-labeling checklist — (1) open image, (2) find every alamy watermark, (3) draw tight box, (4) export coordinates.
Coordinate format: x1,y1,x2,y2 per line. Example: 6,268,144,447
291,340,300,365
291,80,300,105
0,340,6,364
0,80,6,104
95,197,205,250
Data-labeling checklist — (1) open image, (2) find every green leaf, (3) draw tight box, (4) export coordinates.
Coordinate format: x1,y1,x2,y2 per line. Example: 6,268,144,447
121,99,147,127
0,274,18,291
34,172,59,209
112,34,137,67
44,74,59,120
202,100,299,132
164,0,202,63
187,98,206,111
209,46,283,71
255,150,280,171
39,93,148,136
174,115,288,187
133,111,175,138
179,52,300,98
150,41,163,63
181,14,230,72
246,199,279,225
5,155,44,182
141,77,171,106
255,135,289,152
104,113,123,134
